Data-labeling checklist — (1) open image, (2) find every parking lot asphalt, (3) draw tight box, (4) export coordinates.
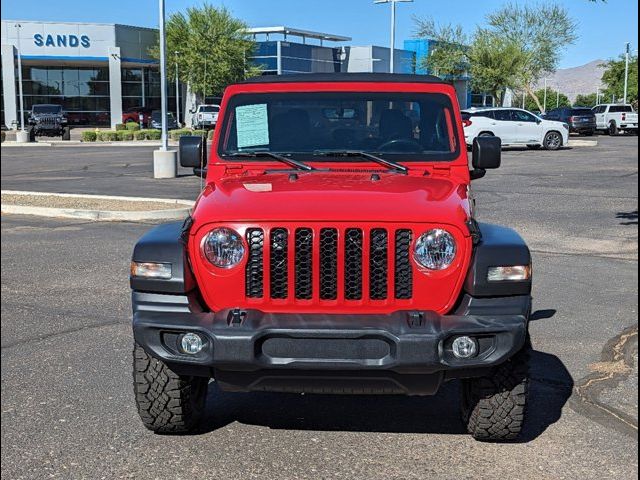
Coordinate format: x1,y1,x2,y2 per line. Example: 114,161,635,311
1,135,638,479
1,145,202,200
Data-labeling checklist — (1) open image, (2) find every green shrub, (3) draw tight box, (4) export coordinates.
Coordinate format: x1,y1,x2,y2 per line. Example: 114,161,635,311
169,128,193,141
81,131,97,142
191,129,207,137
146,129,162,140
99,131,120,142
125,122,140,131
134,130,148,141
118,130,134,141
115,123,127,131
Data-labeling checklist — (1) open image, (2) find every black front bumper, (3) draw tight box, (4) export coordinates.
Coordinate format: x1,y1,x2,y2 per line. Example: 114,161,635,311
132,292,529,395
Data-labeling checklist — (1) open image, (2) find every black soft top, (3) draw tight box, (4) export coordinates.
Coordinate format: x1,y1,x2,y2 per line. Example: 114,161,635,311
242,73,444,85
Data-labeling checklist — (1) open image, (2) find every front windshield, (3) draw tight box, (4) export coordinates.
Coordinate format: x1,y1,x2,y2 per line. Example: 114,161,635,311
32,105,62,114
152,111,175,120
218,92,461,161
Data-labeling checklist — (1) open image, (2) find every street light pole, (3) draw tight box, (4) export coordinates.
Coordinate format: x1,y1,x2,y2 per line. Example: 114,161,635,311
374,0,413,74
623,42,630,104
15,23,25,132
152,0,178,179
175,51,180,126
159,0,169,151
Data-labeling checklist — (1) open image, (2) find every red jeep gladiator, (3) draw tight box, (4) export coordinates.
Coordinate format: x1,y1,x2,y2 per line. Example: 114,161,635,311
130,74,532,441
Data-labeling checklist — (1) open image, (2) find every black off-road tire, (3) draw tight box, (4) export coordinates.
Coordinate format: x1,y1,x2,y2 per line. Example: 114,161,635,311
133,342,208,434
62,126,71,141
27,126,36,142
461,342,531,442
608,121,618,136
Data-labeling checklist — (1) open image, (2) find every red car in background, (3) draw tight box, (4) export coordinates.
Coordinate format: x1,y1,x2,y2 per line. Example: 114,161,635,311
122,107,153,127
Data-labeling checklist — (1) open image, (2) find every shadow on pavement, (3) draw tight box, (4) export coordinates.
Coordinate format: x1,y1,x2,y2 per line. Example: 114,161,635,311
616,210,638,226
198,348,573,442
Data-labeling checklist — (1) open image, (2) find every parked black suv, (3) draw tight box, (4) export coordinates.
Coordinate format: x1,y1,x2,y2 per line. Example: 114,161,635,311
544,107,596,136
27,104,71,140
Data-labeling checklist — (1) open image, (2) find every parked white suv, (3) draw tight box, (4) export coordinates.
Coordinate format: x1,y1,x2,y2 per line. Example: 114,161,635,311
191,104,220,130
592,104,638,135
462,107,570,150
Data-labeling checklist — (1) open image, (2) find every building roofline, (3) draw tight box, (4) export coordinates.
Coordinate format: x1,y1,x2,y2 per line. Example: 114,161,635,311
246,26,351,42
2,19,158,32
241,73,444,84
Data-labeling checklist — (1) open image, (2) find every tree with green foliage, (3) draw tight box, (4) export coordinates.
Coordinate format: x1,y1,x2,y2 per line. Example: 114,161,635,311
513,89,571,112
414,3,577,110
151,4,260,98
467,30,528,106
412,19,470,78
487,3,577,112
601,54,638,105
574,93,599,107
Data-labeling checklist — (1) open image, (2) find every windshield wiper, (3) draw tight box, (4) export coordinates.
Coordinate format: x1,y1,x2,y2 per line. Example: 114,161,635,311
225,151,316,172
313,150,408,175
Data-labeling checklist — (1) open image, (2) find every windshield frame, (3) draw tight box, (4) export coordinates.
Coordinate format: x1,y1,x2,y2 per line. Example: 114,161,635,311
216,91,462,163
32,105,63,115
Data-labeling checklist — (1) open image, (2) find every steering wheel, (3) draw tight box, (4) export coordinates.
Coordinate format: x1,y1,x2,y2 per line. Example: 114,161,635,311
377,138,422,153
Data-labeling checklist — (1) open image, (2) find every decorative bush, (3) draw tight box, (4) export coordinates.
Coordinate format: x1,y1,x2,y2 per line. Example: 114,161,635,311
134,130,148,141
146,129,162,140
191,129,207,137
126,122,141,131
99,131,120,142
169,128,193,141
118,130,134,141
115,123,127,131
81,131,97,142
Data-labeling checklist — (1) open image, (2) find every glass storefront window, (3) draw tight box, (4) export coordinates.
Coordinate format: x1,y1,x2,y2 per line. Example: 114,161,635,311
18,65,111,126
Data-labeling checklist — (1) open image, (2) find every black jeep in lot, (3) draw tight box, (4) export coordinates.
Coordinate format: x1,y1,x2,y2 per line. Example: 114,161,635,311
28,104,71,141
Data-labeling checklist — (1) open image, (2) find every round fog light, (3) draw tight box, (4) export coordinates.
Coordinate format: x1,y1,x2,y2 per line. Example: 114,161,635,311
452,336,478,359
180,333,204,355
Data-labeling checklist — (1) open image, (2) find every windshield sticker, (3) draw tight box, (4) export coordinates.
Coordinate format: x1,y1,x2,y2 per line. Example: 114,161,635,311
236,104,269,149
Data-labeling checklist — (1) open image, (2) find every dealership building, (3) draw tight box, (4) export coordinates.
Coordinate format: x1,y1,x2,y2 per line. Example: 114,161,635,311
1,20,474,129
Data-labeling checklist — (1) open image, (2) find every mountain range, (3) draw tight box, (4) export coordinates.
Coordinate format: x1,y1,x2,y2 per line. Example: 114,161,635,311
534,60,607,102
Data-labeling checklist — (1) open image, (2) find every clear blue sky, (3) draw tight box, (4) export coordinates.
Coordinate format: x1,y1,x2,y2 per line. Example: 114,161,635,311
1,0,637,68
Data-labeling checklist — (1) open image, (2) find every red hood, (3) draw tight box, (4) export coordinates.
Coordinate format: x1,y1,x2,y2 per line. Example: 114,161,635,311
191,171,471,230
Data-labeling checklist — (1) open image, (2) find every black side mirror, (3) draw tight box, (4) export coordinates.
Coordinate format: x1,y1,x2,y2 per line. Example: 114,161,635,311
471,136,501,180
179,135,207,170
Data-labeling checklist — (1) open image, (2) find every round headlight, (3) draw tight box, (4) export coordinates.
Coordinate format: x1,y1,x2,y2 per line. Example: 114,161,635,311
414,229,457,270
202,227,245,268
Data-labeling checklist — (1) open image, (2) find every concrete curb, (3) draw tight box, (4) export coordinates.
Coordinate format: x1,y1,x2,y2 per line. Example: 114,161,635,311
1,190,194,222
568,139,599,147
1,140,182,148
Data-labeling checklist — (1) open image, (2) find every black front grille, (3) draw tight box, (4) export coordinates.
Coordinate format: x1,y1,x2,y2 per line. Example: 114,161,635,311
294,228,313,300
270,228,288,299
344,229,363,300
245,229,265,298
319,228,338,300
394,230,413,299
369,229,389,300
246,226,413,302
